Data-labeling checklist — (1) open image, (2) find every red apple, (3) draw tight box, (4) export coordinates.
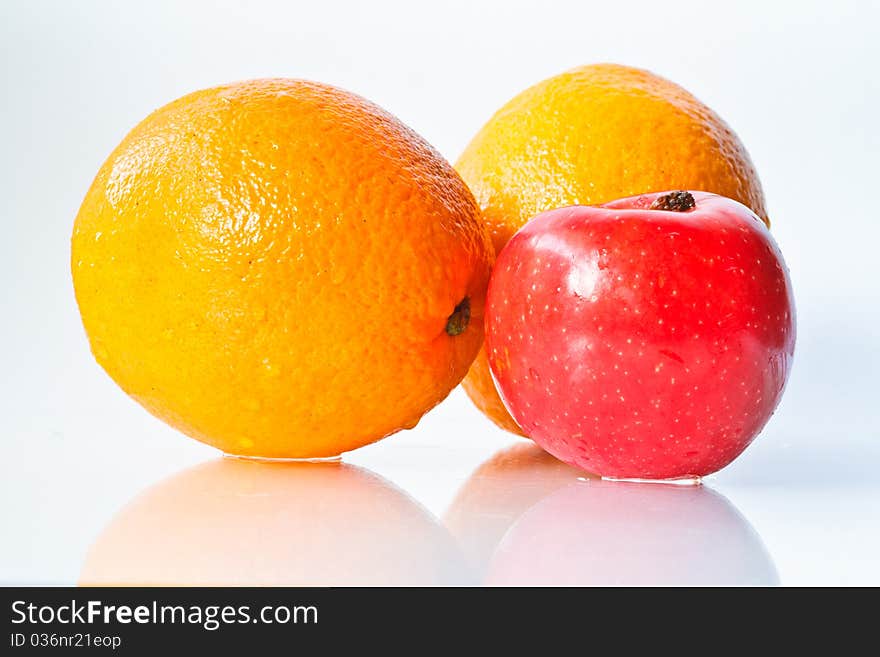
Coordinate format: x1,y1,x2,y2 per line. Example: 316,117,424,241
485,191,796,480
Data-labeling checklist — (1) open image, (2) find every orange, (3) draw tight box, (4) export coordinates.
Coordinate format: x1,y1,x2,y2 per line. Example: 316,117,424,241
72,79,493,458
456,63,768,434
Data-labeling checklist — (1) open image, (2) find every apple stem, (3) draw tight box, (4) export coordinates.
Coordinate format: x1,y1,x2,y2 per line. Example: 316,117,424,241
650,191,695,212
445,297,471,336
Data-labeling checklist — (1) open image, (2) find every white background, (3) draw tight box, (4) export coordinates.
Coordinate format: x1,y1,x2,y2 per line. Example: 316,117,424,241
1,0,878,585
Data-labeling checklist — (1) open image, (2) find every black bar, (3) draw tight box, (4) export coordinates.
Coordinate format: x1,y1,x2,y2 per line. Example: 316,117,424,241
0,586,870,651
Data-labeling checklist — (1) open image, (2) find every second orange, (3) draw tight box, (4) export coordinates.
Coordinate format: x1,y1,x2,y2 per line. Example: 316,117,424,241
456,63,769,434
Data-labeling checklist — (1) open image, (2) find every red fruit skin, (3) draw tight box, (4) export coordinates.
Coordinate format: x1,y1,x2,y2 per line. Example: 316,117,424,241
485,191,796,479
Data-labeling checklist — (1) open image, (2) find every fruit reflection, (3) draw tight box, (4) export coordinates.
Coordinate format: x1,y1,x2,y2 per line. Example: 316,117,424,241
81,458,471,586
446,443,778,586
444,442,593,575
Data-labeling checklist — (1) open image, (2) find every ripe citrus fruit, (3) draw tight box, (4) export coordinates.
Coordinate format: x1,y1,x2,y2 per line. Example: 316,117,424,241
456,63,768,435
72,79,493,458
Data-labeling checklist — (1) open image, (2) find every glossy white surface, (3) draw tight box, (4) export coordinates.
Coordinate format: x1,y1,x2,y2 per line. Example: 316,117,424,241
2,0,878,586
3,384,879,586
